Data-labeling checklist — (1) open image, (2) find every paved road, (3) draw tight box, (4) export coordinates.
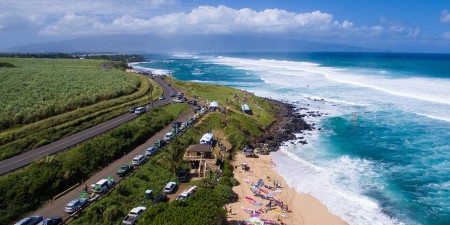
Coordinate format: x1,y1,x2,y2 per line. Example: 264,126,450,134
33,107,195,221
0,75,178,175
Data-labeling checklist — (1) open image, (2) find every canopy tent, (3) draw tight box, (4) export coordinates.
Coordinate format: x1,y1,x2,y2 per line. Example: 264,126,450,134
200,133,214,145
242,104,252,115
209,101,219,110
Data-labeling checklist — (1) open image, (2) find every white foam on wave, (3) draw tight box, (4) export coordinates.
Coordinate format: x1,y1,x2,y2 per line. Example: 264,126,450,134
130,63,171,75
416,113,450,123
273,148,403,225
213,57,450,105
210,56,450,123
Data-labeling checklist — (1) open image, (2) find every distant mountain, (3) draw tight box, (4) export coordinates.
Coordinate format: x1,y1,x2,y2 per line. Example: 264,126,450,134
3,34,371,53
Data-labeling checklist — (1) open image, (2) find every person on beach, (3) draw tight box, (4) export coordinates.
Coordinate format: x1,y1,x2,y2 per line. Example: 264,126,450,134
228,206,232,215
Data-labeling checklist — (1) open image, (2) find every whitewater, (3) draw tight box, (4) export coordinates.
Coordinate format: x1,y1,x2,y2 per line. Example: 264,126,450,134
137,52,450,225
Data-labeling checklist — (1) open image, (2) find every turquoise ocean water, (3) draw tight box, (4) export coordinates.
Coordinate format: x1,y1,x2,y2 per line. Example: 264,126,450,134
133,52,450,225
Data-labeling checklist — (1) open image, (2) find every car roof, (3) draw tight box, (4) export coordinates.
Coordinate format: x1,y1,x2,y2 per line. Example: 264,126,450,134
67,199,80,206
130,206,147,213
165,181,176,187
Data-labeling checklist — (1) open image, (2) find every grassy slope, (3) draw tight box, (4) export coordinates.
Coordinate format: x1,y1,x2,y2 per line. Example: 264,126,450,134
70,80,277,225
0,57,140,129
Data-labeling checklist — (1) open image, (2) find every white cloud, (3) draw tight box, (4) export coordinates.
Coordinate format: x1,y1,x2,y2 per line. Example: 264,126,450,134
40,5,353,36
441,32,450,40
440,9,450,24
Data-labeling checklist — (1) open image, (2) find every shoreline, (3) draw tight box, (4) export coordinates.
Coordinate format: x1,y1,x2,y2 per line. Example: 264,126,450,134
227,100,348,225
227,153,347,225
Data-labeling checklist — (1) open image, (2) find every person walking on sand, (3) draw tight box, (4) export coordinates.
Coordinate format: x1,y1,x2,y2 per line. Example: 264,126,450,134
228,206,233,215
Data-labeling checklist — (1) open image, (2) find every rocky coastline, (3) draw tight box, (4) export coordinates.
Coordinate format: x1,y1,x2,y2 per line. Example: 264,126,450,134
254,99,316,152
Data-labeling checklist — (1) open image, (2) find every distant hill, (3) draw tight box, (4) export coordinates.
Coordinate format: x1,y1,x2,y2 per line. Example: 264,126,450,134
3,34,371,53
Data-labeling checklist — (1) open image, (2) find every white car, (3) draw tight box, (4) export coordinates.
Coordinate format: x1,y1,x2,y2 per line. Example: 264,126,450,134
164,182,177,194
145,146,159,156
132,155,147,166
164,132,174,142
65,198,88,213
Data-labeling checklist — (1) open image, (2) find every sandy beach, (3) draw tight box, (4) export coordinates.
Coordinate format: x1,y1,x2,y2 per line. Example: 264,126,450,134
227,153,348,225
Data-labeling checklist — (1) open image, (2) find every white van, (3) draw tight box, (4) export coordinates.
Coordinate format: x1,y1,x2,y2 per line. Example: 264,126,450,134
164,132,174,142
135,107,146,115
91,178,115,193
132,155,147,166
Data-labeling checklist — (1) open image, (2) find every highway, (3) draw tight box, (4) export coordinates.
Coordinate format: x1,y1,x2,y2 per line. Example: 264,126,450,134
0,75,179,175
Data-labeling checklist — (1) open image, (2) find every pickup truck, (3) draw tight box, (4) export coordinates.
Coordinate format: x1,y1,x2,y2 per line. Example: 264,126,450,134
122,206,146,225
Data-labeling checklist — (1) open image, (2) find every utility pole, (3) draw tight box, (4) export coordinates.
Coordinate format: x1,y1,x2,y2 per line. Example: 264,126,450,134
151,89,153,108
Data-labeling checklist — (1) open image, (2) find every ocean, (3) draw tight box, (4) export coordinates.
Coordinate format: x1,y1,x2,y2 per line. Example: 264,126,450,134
133,52,450,225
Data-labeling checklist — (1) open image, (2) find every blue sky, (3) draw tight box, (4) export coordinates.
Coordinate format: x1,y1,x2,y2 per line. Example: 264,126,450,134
1,0,450,52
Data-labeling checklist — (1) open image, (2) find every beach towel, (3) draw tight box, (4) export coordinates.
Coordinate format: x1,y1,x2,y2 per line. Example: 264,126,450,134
261,219,277,224
243,178,253,185
273,209,286,217
245,196,256,204
241,206,256,215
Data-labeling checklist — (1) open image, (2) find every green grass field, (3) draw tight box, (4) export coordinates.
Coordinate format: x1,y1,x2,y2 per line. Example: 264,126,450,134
0,57,140,130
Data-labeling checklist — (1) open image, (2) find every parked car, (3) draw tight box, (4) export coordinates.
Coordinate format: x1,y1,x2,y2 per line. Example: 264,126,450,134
154,139,166,148
172,122,182,128
145,146,159,156
132,155,147,166
91,179,115,193
164,181,177,194
122,206,147,225
173,98,182,103
177,168,189,182
187,100,197,105
14,215,43,225
117,164,133,177
129,106,138,113
65,198,88,213
152,194,167,205
170,92,176,97
176,186,197,201
37,217,62,225
164,132,174,142
159,95,165,100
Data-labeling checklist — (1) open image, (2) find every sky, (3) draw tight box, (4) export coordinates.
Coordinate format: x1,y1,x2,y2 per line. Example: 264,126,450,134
1,0,450,52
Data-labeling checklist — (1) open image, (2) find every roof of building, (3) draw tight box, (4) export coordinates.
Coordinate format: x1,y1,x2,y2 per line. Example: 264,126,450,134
186,144,212,152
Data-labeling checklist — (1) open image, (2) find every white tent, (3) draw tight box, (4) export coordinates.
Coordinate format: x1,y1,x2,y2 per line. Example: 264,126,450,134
209,101,219,110
200,133,214,145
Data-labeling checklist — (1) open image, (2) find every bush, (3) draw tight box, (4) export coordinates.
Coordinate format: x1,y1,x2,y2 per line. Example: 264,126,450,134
213,184,235,205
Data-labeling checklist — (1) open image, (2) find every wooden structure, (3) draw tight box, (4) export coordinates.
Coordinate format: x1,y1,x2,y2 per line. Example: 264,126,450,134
183,144,216,178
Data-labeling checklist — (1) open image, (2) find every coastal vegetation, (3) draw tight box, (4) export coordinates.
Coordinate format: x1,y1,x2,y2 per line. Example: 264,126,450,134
0,57,160,160
0,104,189,225
70,80,277,225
